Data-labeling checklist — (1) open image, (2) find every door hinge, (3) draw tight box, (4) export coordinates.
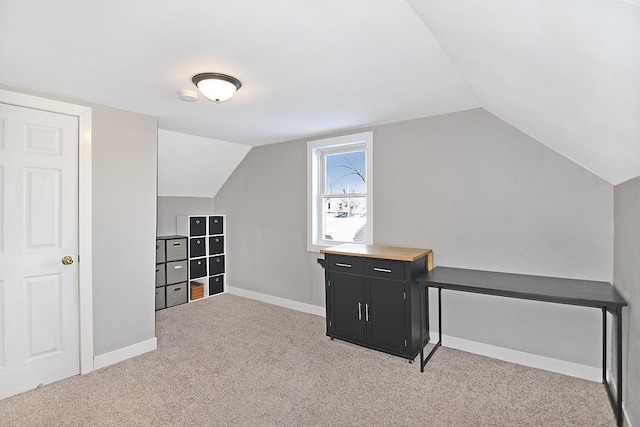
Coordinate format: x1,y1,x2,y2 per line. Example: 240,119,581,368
403,292,406,300
329,320,332,327
404,340,407,347
328,280,330,287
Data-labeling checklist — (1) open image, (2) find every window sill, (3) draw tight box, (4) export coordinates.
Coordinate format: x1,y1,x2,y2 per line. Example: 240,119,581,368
308,242,333,253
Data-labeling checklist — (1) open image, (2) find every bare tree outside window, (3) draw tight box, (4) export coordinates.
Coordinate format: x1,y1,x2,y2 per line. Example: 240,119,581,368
323,150,367,243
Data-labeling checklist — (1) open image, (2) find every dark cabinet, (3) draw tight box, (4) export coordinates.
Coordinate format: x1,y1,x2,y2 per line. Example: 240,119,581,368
321,244,433,361
329,272,365,343
366,277,406,354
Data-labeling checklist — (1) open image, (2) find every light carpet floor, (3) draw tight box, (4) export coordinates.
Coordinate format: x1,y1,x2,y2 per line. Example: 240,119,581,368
0,293,615,426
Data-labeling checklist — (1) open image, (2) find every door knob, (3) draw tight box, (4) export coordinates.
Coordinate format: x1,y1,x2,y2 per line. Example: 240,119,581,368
61,256,74,265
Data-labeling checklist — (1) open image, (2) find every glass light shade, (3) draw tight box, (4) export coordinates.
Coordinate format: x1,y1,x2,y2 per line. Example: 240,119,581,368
192,73,242,103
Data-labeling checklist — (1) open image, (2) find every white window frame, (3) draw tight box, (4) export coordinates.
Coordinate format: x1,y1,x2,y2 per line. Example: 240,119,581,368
307,131,373,252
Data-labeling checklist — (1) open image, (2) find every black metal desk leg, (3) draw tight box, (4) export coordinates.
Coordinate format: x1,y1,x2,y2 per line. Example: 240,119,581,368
615,307,623,426
602,307,607,384
604,306,625,427
438,287,442,344
420,287,442,371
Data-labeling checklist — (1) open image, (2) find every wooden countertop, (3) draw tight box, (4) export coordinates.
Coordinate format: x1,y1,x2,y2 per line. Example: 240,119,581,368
321,243,433,262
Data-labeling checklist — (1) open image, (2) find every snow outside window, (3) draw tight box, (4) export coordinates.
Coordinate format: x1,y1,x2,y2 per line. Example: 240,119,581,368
307,132,373,252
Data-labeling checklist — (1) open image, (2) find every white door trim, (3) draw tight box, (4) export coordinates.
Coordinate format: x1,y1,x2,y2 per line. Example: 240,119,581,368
0,88,94,374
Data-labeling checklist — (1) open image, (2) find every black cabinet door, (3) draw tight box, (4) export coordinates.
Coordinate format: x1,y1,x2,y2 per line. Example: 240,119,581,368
329,272,365,344
365,278,407,355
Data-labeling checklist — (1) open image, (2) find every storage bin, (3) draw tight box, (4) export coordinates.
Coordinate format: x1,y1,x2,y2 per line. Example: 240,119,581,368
155,264,166,287
165,237,187,261
209,216,224,235
190,216,207,236
190,237,206,258
166,260,188,284
166,282,188,307
190,258,207,279
156,239,166,263
209,275,224,295
190,281,205,300
155,287,166,310
209,236,224,255
209,255,225,276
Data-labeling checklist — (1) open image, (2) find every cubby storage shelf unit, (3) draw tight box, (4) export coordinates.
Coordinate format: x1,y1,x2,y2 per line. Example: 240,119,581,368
155,235,189,311
177,215,226,302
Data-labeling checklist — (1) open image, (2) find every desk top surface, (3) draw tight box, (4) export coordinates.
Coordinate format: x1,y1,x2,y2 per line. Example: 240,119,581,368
320,244,433,262
417,266,627,308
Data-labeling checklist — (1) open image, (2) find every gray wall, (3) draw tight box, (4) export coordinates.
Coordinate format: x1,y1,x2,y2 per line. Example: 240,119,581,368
215,108,614,367
91,105,157,356
1,84,158,358
614,176,640,426
157,196,215,236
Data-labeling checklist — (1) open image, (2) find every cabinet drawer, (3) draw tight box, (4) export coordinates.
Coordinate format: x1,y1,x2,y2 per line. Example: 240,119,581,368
209,274,224,295
165,237,187,261
166,260,188,284
155,287,166,310
190,216,207,236
364,258,405,281
190,237,206,258
209,236,224,255
190,258,207,279
209,216,224,235
155,264,166,287
328,255,363,274
166,283,188,307
209,255,225,276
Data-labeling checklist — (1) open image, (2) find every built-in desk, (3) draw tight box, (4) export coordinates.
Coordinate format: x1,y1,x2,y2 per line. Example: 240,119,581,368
416,266,628,426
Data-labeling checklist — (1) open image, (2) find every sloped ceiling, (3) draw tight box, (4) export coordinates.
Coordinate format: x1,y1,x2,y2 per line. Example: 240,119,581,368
408,0,640,185
0,0,638,185
157,130,251,198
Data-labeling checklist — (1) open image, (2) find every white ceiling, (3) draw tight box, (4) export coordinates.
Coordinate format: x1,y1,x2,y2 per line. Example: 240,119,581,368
408,0,640,186
0,0,638,184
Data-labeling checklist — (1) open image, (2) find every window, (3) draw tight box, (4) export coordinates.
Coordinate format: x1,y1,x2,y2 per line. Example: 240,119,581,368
307,131,373,251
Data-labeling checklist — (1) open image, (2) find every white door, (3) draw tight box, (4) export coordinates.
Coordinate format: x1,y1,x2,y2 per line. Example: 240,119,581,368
0,103,79,399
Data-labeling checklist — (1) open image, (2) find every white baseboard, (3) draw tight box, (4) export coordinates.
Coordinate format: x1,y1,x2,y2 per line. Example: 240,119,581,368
432,331,601,382
226,286,325,317
93,337,157,370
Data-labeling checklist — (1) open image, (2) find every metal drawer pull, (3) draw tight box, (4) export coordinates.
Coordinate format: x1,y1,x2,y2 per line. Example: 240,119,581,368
365,304,370,321
335,263,352,268
358,302,362,320
174,265,183,269
173,242,182,246
373,267,392,273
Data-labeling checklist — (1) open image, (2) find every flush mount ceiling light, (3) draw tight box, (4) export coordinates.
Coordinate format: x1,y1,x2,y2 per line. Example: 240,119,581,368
192,73,242,103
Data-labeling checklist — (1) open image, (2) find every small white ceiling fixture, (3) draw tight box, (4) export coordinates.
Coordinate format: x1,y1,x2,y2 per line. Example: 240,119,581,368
179,90,198,102
192,73,242,103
